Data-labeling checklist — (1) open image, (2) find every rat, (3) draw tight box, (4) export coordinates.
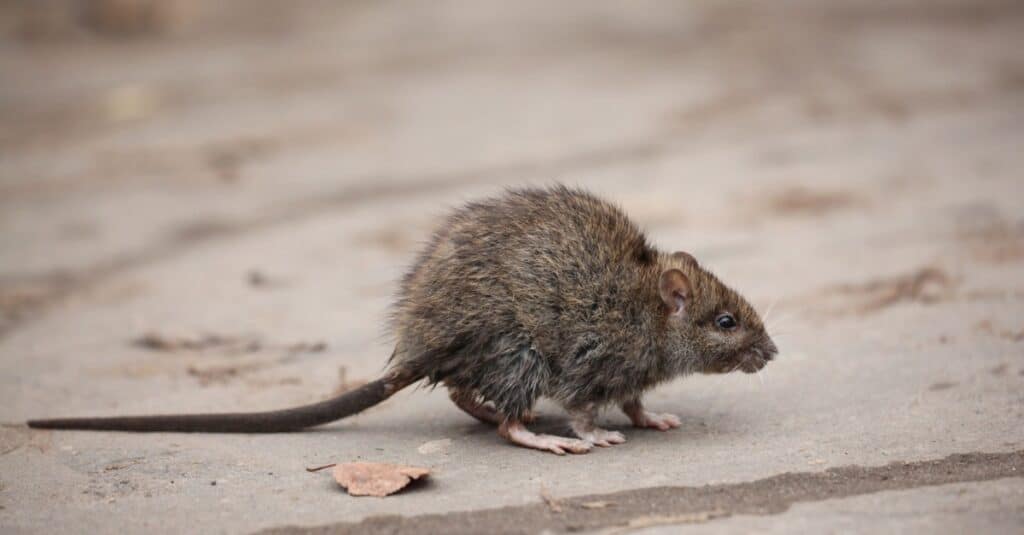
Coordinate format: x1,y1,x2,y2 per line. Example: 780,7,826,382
28,186,777,455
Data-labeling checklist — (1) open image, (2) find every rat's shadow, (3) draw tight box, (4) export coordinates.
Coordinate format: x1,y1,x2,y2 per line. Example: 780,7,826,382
480,407,737,444
312,402,741,447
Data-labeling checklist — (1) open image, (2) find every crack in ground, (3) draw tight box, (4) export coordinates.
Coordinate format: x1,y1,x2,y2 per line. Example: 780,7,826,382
259,450,1022,535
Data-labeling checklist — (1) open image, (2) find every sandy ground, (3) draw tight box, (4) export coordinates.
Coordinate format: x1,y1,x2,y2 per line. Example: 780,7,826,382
1,0,1023,533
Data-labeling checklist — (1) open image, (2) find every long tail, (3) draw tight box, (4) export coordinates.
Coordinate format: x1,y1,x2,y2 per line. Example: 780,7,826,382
26,372,419,433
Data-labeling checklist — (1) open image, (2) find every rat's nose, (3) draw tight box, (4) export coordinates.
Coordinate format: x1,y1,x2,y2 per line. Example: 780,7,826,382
763,339,778,360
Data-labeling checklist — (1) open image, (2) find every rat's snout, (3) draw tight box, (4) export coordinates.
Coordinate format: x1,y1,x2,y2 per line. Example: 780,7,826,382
703,338,778,375
739,341,777,374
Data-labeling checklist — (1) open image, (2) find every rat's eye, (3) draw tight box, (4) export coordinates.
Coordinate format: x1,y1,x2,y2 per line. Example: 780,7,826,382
715,313,737,330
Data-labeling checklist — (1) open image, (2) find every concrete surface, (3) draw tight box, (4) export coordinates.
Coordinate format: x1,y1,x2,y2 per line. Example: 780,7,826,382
637,478,1024,535
1,0,1022,533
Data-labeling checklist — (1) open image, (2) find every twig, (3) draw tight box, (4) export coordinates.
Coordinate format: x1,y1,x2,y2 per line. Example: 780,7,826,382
305,463,337,473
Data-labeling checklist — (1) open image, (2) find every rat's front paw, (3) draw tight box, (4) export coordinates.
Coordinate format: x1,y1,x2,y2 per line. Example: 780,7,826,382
632,411,681,431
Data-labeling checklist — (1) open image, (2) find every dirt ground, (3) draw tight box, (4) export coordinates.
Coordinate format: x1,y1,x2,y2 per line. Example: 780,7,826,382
1,0,1023,533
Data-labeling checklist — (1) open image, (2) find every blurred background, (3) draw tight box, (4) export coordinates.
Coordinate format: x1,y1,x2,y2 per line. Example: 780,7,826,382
1,1,1023,531
1,0,1021,330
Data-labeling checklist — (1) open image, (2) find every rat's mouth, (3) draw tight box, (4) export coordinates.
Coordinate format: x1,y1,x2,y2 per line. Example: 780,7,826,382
739,345,777,373
739,355,767,373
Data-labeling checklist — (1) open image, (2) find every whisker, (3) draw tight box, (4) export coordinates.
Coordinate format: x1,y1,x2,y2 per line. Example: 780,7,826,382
762,298,779,323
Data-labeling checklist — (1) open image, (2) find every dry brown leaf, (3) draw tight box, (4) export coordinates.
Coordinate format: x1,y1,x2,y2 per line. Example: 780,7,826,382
332,462,430,497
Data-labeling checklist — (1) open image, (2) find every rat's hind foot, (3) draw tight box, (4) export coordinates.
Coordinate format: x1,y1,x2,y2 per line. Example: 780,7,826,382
498,420,592,455
449,389,502,425
622,399,681,431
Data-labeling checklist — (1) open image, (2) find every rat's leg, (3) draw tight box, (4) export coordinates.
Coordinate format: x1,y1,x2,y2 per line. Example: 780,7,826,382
621,398,681,431
448,389,501,425
449,389,537,425
498,419,592,455
568,404,626,447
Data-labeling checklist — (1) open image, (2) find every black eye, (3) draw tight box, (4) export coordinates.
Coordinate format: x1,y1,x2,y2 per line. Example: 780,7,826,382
715,313,737,330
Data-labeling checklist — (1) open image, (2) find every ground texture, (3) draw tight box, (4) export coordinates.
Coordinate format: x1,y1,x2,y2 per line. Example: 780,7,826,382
1,1,1022,533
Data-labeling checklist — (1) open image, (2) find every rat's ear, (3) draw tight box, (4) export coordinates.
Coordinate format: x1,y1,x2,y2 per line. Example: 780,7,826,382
671,251,698,266
659,268,691,317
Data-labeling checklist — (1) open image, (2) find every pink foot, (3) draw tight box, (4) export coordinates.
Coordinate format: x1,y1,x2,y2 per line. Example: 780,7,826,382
622,400,681,431
499,420,593,455
631,411,681,431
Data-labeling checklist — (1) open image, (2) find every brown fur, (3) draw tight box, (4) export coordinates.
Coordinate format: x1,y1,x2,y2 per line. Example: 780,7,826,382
389,185,776,419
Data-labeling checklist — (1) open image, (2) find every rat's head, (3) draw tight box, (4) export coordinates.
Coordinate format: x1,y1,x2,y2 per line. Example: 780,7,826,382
658,252,777,375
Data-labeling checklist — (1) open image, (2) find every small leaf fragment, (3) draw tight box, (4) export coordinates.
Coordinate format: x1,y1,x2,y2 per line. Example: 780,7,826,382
332,462,430,497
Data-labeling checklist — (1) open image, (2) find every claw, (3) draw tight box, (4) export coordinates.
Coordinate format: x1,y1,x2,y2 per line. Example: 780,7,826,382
623,400,681,431
636,411,681,431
